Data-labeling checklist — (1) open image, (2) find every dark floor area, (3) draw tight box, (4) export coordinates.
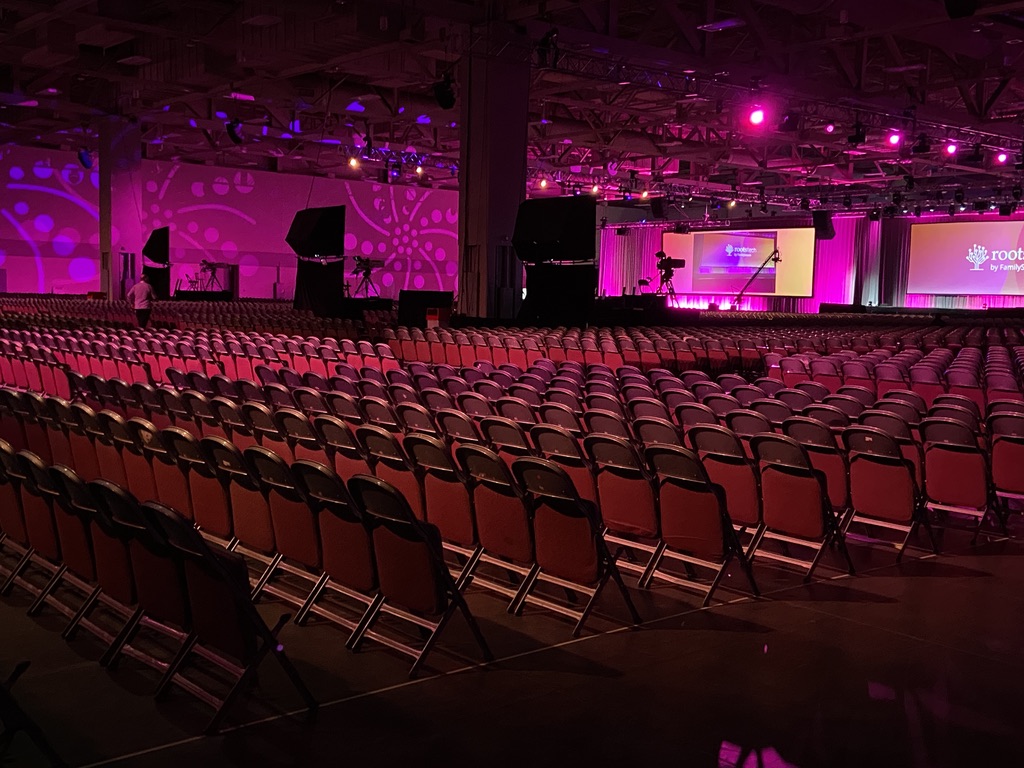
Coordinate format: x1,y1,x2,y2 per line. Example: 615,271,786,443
3,522,1024,768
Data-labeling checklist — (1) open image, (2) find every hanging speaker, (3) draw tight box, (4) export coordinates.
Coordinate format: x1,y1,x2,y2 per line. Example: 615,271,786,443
142,226,169,265
286,206,346,258
650,197,667,219
943,0,976,18
812,210,835,240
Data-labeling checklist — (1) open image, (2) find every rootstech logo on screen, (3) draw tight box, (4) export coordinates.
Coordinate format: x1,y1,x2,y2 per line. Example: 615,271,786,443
724,244,758,255
966,244,1024,272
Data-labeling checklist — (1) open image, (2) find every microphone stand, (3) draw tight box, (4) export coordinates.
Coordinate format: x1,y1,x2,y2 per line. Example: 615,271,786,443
732,248,780,310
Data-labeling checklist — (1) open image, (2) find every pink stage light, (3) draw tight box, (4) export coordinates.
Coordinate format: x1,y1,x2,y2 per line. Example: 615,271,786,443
824,123,835,134
888,132,901,146
945,142,958,155
997,152,1009,164
748,108,765,126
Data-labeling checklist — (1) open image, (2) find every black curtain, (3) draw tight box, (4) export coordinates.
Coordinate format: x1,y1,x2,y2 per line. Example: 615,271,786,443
293,259,348,317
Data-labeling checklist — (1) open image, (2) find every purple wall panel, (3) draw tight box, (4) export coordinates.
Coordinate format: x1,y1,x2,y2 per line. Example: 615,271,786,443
0,146,102,293
1,146,458,299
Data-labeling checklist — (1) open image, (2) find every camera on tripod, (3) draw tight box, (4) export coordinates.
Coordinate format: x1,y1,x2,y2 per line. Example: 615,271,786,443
656,255,687,278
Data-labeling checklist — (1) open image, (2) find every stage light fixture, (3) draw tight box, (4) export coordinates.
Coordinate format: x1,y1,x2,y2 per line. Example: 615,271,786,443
954,188,965,204
945,142,958,155
778,111,800,132
892,191,903,206
728,199,737,208
911,134,931,154
914,205,922,217
641,190,649,199
226,118,244,145
799,197,810,210
433,73,456,110
539,178,548,188
869,208,881,221
77,148,92,170
997,152,1009,164
888,132,902,146
748,107,765,126
348,156,359,168
824,122,836,134
415,165,423,175
591,184,600,194
842,195,852,209
847,123,866,146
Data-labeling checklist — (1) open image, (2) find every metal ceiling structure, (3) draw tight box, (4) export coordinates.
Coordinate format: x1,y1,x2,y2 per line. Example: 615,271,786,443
4,0,1024,212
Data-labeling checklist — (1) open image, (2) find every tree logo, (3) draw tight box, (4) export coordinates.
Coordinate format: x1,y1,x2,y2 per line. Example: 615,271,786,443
967,244,989,271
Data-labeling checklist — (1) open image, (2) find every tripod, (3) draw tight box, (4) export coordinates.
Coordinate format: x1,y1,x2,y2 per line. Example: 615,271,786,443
353,268,379,298
656,268,677,303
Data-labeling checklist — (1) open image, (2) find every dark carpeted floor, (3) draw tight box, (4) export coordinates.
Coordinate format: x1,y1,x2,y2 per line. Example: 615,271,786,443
2,521,1023,768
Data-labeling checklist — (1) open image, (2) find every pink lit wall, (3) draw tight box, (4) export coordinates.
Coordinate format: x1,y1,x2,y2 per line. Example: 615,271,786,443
0,146,458,299
0,146,102,293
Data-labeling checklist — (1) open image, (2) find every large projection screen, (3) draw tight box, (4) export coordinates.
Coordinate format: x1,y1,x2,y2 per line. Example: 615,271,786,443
661,227,816,297
907,221,1024,295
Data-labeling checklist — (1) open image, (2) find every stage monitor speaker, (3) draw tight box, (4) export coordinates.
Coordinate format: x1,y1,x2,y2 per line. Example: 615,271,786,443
512,196,597,263
398,290,454,327
142,226,169,265
943,0,975,18
286,205,346,258
812,210,836,240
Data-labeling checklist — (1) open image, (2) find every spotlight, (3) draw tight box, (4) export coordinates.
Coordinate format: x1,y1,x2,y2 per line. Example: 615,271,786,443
748,107,765,126
415,165,423,175
641,190,649,199
591,184,600,194
225,118,244,145
888,132,902,146
348,156,359,168
728,199,737,208
433,73,456,110
997,152,1009,164
77,148,92,170
539,178,548,188
945,142,958,155
911,134,931,154
824,122,836,134
847,123,867,146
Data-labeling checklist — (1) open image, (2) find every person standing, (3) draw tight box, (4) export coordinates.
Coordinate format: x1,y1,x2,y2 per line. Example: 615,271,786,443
126,273,156,328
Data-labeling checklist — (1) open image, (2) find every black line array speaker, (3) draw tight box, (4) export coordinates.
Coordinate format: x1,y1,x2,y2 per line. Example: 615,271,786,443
812,210,836,240
512,196,597,263
142,226,169,265
286,206,347,258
